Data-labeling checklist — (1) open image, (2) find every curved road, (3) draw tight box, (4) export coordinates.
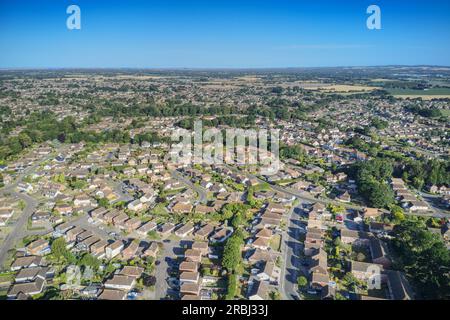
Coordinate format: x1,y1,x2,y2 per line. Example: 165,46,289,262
0,148,67,269
170,170,208,204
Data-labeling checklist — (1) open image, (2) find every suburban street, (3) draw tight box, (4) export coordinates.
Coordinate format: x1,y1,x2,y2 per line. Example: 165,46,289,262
108,178,134,204
0,149,63,268
154,240,182,300
170,170,208,204
225,164,366,211
279,203,305,300
0,191,38,268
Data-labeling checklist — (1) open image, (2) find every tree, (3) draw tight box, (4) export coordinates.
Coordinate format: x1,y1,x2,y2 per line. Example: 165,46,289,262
246,186,257,207
270,290,281,300
231,213,242,229
353,159,395,208
53,173,66,184
51,237,68,258
78,253,100,270
225,274,237,300
98,198,109,208
390,205,405,223
391,220,450,299
297,276,308,290
18,200,26,211
51,238,75,263
221,203,249,220
368,181,395,208
142,274,156,287
222,231,244,272
342,272,359,291
328,204,345,215
356,252,366,262
18,132,33,149
145,256,155,274
69,178,88,190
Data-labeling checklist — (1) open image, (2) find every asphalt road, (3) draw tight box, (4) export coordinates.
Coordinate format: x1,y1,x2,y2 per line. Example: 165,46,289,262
154,240,180,300
224,164,366,211
170,170,208,204
108,178,134,204
0,190,38,269
0,148,66,269
415,190,449,219
279,203,303,300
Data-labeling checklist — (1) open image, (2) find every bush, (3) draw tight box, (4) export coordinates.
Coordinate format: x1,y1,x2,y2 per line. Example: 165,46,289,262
297,276,308,289
225,274,237,300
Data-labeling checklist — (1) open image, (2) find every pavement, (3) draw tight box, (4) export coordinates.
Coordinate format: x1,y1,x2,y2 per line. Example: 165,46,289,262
0,147,71,269
415,190,449,219
0,157,55,268
279,203,306,300
154,240,181,300
224,164,366,211
108,178,134,204
0,191,38,268
170,170,208,204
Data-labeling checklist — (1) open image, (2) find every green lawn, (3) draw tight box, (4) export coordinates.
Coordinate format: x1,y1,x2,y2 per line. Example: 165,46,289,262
441,109,450,117
388,88,450,96
270,234,282,252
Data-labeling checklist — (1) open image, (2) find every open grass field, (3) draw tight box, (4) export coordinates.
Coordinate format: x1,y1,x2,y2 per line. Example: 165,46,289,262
302,83,380,92
439,109,450,118
388,88,450,100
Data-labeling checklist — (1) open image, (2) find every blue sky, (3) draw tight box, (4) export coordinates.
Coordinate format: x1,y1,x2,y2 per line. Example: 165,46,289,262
1,0,450,68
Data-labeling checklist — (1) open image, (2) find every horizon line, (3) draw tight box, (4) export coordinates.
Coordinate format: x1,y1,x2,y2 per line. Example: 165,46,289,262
1,64,450,72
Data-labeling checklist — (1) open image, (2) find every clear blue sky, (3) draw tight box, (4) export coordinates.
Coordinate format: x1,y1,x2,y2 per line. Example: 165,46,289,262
1,0,449,68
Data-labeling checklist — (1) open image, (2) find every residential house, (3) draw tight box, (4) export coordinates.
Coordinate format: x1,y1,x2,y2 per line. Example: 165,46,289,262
124,217,142,232
65,227,85,243
137,221,157,236
175,223,195,238
350,261,384,281
26,239,50,256
7,275,46,298
195,224,215,240
363,208,381,219
340,229,371,246
121,241,140,260
252,237,270,251
90,240,108,258
180,283,200,296
171,202,193,214
370,238,391,268
179,261,199,273
180,271,200,284
10,256,44,271
105,240,124,259
191,242,209,256
98,289,126,300
257,261,280,283
104,275,136,291
127,199,145,212
308,249,328,275
386,270,413,300
159,223,176,237
119,266,144,278
143,242,159,258
310,272,330,290
184,249,202,263
247,280,269,300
